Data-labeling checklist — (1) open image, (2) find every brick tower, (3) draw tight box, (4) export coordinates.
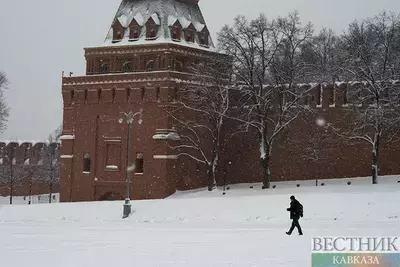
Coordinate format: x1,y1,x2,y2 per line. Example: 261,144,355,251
60,0,223,202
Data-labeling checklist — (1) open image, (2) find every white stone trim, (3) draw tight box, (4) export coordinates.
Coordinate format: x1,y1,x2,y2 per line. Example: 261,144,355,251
60,135,75,140
153,155,178,159
60,155,74,159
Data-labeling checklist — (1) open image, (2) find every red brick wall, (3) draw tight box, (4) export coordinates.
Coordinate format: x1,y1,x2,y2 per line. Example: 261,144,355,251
0,142,60,197
60,44,400,202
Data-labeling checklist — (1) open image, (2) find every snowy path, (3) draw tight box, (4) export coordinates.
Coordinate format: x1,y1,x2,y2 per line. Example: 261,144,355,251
1,220,399,267
0,178,400,266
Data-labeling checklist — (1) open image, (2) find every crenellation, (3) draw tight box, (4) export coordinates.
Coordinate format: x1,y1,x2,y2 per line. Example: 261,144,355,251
74,89,86,104
114,88,129,103
0,141,61,197
87,89,100,104
99,88,115,103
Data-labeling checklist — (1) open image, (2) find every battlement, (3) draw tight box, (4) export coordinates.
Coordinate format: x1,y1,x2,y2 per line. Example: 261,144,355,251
235,80,400,109
0,141,60,166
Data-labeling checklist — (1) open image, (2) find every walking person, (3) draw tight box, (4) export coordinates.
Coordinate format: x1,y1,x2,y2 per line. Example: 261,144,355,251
286,195,303,235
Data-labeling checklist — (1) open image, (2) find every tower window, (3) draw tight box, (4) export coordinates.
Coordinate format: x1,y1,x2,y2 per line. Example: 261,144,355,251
171,26,181,41
185,30,195,43
343,88,348,105
199,32,209,46
116,31,122,40
135,153,144,174
100,64,109,74
123,62,132,73
83,153,91,173
329,87,335,106
146,26,157,39
129,26,140,40
146,61,154,72
113,28,124,42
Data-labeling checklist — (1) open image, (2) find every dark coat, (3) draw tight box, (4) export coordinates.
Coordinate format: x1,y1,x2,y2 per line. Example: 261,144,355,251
287,199,301,220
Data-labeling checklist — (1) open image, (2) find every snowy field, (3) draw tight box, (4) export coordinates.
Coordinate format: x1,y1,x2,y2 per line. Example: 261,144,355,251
0,176,399,267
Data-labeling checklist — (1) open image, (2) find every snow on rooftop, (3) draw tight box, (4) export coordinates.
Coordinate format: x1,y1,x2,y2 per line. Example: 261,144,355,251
179,16,191,28
106,165,119,170
134,13,145,26
168,15,178,26
151,13,160,25
0,140,52,146
194,21,205,32
102,0,215,50
118,14,129,28
60,135,75,140
152,132,180,141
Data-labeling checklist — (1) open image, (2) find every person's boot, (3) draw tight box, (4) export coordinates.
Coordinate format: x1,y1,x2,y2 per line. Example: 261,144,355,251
286,232,291,235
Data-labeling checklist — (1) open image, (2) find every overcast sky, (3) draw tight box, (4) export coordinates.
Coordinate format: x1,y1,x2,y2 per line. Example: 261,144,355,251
0,0,399,140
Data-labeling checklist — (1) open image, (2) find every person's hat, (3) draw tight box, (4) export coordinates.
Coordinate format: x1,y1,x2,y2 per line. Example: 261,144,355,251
290,195,295,200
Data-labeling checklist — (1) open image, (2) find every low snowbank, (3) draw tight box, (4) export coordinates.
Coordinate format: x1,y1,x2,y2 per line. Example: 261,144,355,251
0,176,399,225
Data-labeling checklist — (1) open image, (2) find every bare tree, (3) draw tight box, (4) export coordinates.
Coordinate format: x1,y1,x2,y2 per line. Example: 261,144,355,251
301,28,341,83
35,132,61,203
0,145,24,204
330,12,400,184
20,163,38,205
0,71,10,134
168,57,231,190
218,12,314,189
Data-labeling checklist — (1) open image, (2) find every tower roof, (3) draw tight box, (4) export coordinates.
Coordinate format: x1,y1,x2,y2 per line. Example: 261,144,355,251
103,0,214,50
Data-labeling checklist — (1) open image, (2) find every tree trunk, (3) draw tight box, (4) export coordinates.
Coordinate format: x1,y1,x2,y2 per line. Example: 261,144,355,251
261,155,271,189
49,182,53,203
9,166,13,205
372,136,380,185
207,164,216,191
9,181,13,205
29,179,32,205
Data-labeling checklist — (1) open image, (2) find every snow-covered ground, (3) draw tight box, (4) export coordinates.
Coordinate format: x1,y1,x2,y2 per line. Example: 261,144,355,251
0,176,399,267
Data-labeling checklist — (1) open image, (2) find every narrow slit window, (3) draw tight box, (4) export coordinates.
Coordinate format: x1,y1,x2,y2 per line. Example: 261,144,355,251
156,87,160,102
83,153,91,173
135,153,144,174
343,88,348,105
141,87,145,101
329,88,335,106
316,86,322,106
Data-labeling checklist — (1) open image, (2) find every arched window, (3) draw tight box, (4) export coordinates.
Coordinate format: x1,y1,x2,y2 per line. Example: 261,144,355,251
100,64,109,74
123,62,132,73
83,153,91,173
146,61,154,72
